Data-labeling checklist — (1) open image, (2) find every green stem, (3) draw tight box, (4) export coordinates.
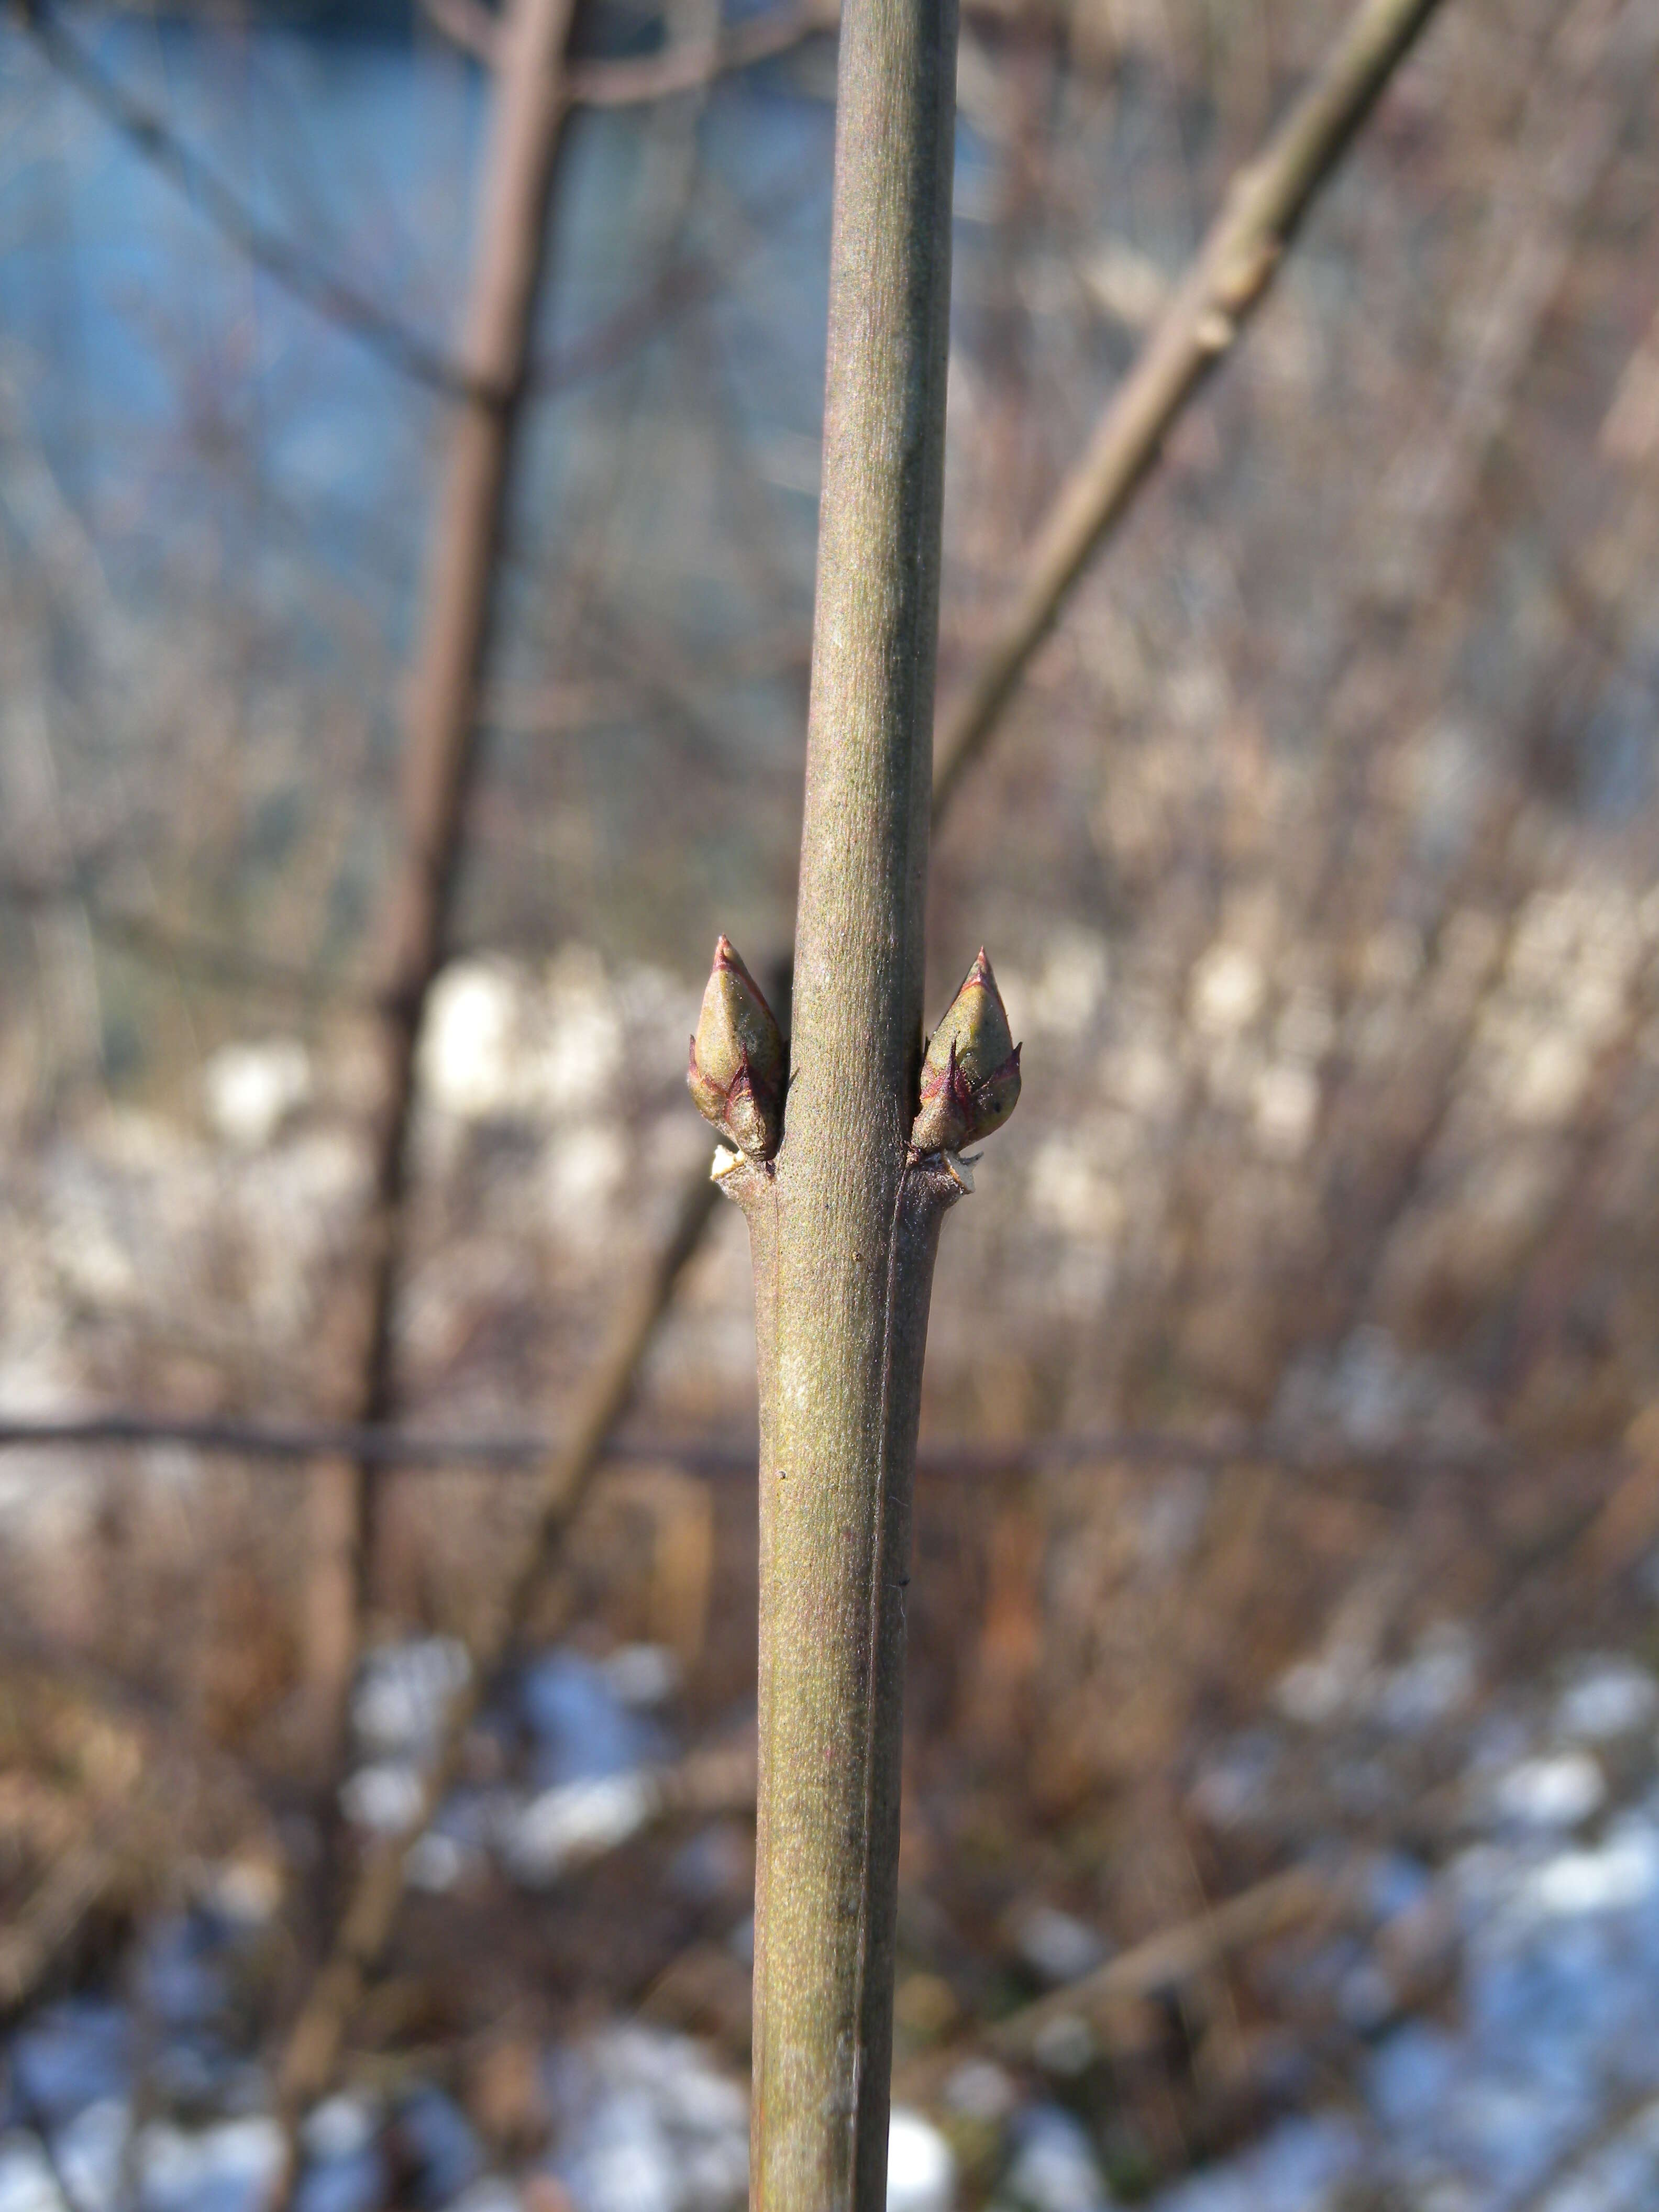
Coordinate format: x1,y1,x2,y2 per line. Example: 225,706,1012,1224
727,0,959,2194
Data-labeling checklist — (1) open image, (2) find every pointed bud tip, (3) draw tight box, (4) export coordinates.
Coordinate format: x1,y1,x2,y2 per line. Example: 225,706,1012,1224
688,934,787,1159
911,944,1021,1157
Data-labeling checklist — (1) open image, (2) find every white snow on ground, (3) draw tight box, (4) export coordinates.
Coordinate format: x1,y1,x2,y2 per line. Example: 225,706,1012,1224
16,1636,1659,2212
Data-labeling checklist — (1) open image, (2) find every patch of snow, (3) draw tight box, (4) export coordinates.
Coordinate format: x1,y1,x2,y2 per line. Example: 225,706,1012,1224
352,1638,469,1762
202,1041,311,1151
338,1763,424,1835
519,1651,663,1788
942,2061,1018,2125
0,2135,70,2212
1376,1625,1478,1736
998,2107,1112,2212
1524,1822,1659,1919
601,1646,681,1711
546,2027,746,2212
1555,1660,1659,1743
504,1774,657,1887
405,1832,468,1894
1190,945,1265,1037
301,2099,378,2166
887,2109,955,2212
139,2116,284,2212
539,948,625,1112
51,2098,127,2212
419,965,525,1123
1013,1907,1107,1988
1490,1753,1607,1832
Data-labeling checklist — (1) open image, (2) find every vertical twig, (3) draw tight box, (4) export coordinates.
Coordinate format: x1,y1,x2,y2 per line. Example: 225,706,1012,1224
300,0,578,1771
266,0,1455,2131
717,0,959,2195
274,1172,718,2118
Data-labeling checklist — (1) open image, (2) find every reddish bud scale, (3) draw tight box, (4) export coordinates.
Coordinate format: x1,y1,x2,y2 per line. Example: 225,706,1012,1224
911,946,1022,1156
687,935,787,1160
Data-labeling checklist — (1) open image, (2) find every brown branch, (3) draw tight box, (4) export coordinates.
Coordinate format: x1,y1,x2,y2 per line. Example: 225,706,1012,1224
424,0,1076,84
0,1834,127,2014
0,873,372,1007
297,0,578,1776
892,1866,1343,2105
27,7,481,402
929,0,1451,822
273,1169,718,2120
566,0,838,104
0,1410,1526,1485
423,0,838,89
419,0,505,65
989,1867,1339,2063
26,5,754,406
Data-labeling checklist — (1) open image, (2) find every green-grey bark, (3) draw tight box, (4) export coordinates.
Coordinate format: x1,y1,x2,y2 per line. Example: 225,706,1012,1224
720,0,960,2197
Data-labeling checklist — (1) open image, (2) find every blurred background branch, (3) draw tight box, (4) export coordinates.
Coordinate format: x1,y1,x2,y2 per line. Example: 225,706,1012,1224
5,0,1659,2202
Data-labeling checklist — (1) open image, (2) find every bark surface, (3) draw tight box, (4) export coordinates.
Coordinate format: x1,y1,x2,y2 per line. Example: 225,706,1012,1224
734,0,960,2196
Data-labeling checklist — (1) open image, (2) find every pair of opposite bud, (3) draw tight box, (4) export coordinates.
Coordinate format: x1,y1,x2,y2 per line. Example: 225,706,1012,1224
687,938,1021,1163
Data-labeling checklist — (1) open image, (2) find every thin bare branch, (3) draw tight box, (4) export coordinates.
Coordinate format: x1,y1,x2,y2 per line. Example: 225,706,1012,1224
294,0,579,1777
989,1867,1339,2063
419,0,505,65
0,873,371,1007
26,7,481,402
25,7,748,405
892,1866,1344,2104
274,1169,719,2118
425,0,839,92
567,0,838,104
930,0,1451,821
0,1410,1528,1485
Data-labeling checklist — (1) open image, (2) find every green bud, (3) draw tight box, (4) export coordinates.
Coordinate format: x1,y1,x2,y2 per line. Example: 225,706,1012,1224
687,935,787,1160
911,946,1022,1157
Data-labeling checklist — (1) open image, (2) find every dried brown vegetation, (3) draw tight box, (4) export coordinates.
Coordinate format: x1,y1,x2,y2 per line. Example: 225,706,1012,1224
5,0,1659,2203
